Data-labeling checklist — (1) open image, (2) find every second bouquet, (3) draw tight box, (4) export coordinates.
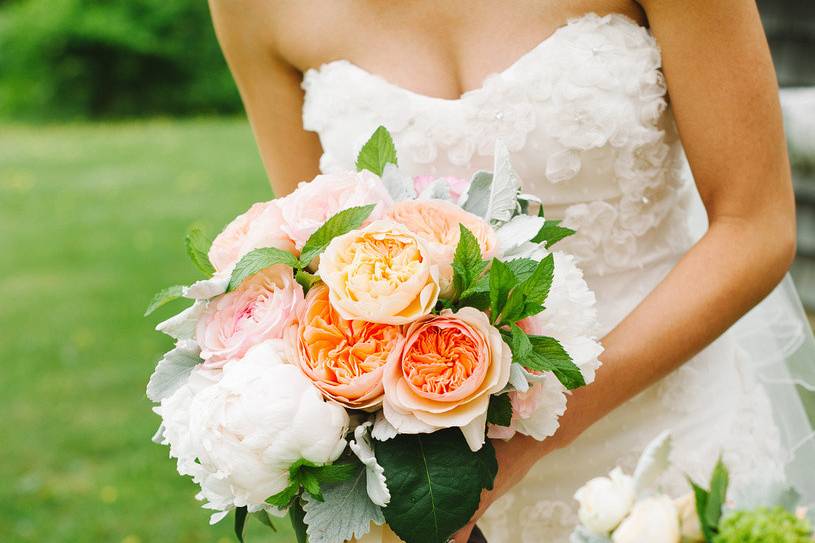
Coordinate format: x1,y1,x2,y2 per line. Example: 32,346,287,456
145,126,603,543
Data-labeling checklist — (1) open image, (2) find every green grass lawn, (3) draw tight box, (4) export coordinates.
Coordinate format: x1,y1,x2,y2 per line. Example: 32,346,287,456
0,118,293,543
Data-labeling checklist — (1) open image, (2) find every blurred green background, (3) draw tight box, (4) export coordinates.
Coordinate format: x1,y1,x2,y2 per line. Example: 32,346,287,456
0,1,814,542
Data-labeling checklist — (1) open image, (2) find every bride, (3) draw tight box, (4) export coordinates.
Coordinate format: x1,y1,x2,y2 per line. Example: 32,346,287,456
208,1,815,540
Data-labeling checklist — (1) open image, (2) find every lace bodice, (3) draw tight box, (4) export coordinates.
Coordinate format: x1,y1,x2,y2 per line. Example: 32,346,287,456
302,13,694,276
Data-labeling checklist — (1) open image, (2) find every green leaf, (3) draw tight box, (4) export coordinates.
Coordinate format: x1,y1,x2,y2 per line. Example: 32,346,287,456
252,510,277,531
227,247,300,292
509,324,533,361
290,499,309,543
234,506,248,543
308,462,358,484
299,205,376,267
185,226,216,277
302,466,385,543
506,258,539,283
376,429,497,543
689,478,715,543
522,253,555,308
489,258,516,323
300,469,323,502
705,457,729,529
487,394,512,427
452,225,486,297
532,219,575,248
525,335,585,389
498,254,555,325
144,285,185,316
267,481,300,509
355,125,398,176
473,439,498,492
295,269,321,293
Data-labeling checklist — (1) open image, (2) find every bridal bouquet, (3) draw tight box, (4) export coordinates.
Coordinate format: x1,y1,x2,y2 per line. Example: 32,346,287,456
145,127,602,543
571,432,815,543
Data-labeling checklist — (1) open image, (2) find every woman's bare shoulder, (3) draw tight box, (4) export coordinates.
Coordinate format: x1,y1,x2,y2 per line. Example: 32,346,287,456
208,0,348,70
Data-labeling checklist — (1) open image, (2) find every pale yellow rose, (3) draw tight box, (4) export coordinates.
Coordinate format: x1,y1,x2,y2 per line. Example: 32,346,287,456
387,199,496,297
318,220,440,325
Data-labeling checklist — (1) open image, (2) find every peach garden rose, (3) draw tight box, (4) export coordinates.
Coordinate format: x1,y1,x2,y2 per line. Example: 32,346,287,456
382,307,512,451
318,220,440,325
296,284,403,410
195,266,304,368
387,199,497,297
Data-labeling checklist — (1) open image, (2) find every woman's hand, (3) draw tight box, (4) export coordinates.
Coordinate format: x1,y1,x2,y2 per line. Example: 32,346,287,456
449,427,583,542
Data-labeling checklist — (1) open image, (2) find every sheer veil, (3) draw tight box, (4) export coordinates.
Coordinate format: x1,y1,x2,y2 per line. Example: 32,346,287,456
687,138,815,505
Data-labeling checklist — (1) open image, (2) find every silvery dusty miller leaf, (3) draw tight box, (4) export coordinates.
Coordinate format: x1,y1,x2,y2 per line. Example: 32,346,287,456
146,340,201,402
302,466,385,543
486,140,521,224
155,301,205,340
495,214,545,255
380,163,415,202
349,422,391,507
461,170,493,218
633,431,672,494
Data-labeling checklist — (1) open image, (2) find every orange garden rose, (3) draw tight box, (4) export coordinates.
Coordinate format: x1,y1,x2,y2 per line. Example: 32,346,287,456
382,307,512,451
296,284,403,410
387,199,497,297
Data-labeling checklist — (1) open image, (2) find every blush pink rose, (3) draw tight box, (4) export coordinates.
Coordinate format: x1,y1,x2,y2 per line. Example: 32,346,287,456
295,284,404,410
208,201,296,273
486,377,567,441
387,199,497,298
195,266,304,368
412,175,470,201
382,307,511,451
277,170,394,250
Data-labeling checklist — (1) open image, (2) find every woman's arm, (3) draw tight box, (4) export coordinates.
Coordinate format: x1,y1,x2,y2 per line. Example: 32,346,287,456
454,1,796,540
209,0,322,196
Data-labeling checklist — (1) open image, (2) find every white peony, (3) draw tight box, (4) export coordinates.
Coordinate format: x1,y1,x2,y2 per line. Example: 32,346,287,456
156,341,350,520
612,496,681,543
674,493,705,542
574,467,636,534
493,251,602,442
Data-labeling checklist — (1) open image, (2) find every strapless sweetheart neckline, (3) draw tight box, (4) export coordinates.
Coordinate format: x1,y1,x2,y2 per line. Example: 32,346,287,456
306,11,647,104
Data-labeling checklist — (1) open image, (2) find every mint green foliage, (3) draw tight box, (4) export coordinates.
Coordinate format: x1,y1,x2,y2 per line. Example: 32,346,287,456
267,459,359,507
0,119,292,542
143,284,185,316
298,205,375,268
355,125,398,176
532,219,575,248
227,247,300,291
0,0,241,120
185,225,216,277
713,508,813,543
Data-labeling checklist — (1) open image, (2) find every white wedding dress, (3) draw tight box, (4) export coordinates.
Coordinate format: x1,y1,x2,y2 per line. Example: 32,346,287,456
300,13,815,541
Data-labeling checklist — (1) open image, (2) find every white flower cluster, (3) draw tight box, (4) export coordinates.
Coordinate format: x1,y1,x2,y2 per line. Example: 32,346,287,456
571,432,703,543
154,341,349,522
